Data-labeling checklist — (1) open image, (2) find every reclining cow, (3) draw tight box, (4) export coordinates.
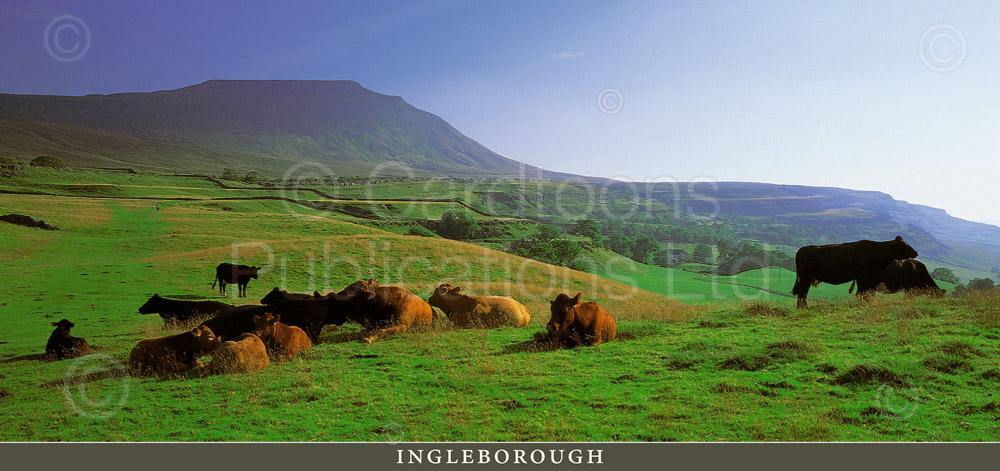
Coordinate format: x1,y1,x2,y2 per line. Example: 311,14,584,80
45,319,90,360
849,259,945,297
259,287,322,305
208,333,269,374
547,292,617,347
428,283,531,328
252,313,313,361
129,325,221,376
211,262,260,297
138,294,234,324
330,279,434,343
201,298,333,343
792,236,919,308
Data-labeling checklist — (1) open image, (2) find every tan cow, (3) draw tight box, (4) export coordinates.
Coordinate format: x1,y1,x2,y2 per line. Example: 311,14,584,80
331,279,434,343
129,325,221,375
547,292,617,347
252,313,313,361
208,333,269,374
428,283,530,328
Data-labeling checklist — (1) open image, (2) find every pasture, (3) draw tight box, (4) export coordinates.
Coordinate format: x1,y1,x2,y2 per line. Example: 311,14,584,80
0,170,996,441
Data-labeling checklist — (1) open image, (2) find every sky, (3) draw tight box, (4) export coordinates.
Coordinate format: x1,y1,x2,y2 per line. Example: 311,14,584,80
0,0,998,224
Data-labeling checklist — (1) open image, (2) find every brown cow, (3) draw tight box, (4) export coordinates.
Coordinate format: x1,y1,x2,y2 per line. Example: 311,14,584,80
45,319,90,360
428,283,531,328
330,279,433,343
547,292,617,347
129,325,221,375
208,333,269,374
252,313,312,361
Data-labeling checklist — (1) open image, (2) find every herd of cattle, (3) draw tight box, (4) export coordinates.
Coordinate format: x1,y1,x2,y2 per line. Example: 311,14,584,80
44,237,943,375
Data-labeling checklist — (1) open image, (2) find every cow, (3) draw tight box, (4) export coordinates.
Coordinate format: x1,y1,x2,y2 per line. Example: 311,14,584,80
212,263,260,297
208,333,269,374
428,283,531,328
45,319,89,360
330,279,434,343
260,287,322,305
138,294,234,324
547,292,617,347
792,236,919,308
849,259,945,297
201,299,332,343
129,325,221,376
252,313,313,361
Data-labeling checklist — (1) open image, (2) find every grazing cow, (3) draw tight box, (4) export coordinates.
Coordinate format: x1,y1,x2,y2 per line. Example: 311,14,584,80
792,236,919,308
252,313,313,361
138,294,234,324
212,263,260,297
129,325,221,375
330,279,434,343
201,299,332,343
849,259,945,297
260,287,321,305
45,319,89,360
547,292,617,347
208,333,269,374
428,283,531,328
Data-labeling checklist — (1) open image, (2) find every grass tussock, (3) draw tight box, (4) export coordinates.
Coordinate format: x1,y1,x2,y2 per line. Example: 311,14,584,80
742,302,791,317
833,365,908,387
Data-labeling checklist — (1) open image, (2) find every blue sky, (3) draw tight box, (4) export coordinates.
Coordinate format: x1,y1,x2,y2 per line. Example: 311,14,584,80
1,0,997,224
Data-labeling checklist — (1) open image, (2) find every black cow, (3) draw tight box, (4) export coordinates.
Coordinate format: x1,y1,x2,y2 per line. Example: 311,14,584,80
792,236,919,308
849,259,945,297
212,263,260,297
200,297,336,343
259,287,322,305
138,294,235,324
45,319,89,360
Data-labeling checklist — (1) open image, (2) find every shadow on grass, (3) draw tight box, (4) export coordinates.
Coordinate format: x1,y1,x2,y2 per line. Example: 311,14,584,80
0,353,49,364
495,331,561,355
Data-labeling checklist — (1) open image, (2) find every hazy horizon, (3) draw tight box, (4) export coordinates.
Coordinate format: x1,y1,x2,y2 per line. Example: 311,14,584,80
1,0,997,225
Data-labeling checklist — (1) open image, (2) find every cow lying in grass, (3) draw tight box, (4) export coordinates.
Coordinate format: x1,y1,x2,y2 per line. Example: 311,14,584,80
259,287,322,305
252,313,312,361
547,292,617,347
201,299,331,343
138,294,234,324
331,279,434,343
428,283,531,328
45,319,89,360
208,333,269,374
129,325,220,376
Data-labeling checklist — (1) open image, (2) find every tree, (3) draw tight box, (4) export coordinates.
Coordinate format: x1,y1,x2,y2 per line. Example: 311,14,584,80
692,244,714,264
968,278,995,291
572,219,602,246
930,267,961,285
29,156,65,168
439,210,478,240
242,171,261,184
221,168,239,180
632,236,659,263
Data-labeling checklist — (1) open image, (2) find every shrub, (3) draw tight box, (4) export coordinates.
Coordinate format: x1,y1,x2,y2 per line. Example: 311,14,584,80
29,156,65,168
438,210,478,240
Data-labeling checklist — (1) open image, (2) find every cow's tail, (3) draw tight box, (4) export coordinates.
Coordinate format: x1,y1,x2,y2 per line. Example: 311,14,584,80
792,276,801,296
211,276,218,289
848,281,856,294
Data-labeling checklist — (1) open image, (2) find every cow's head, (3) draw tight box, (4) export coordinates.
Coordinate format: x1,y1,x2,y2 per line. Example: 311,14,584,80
51,319,75,332
547,292,583,339
252,313,280,337
250,266,260,279
260,287,285,305
190,325,220,353
138,294,162,314
892,236,919,259
337,279,378,301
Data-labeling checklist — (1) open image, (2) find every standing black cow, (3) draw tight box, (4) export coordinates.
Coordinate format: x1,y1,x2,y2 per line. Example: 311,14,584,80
792,236,919,308
211,263,260,297
849,259,945,297
138,294,235,324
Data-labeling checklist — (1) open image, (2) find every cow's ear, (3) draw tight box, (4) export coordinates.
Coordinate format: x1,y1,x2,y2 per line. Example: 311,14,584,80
313,291,322,297
368,278,379,286
252,315,261,322
153,293,160,298
451,286,462,294
895,236,904,242
572,292,583,304
273,314,281,322
51,322,59,326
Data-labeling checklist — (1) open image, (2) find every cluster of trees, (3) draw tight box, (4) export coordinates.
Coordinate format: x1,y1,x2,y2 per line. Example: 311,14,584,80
713,240,795,275
508,224,584,267
930,267,961,285
952,277,997,296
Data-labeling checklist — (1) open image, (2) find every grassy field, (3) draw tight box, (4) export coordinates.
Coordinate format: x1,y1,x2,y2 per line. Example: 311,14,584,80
0,170,996,441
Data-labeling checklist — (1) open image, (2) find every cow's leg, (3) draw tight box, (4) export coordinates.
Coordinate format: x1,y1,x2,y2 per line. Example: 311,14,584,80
361,323,409,344
855,279,876,302
793,278,812,309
